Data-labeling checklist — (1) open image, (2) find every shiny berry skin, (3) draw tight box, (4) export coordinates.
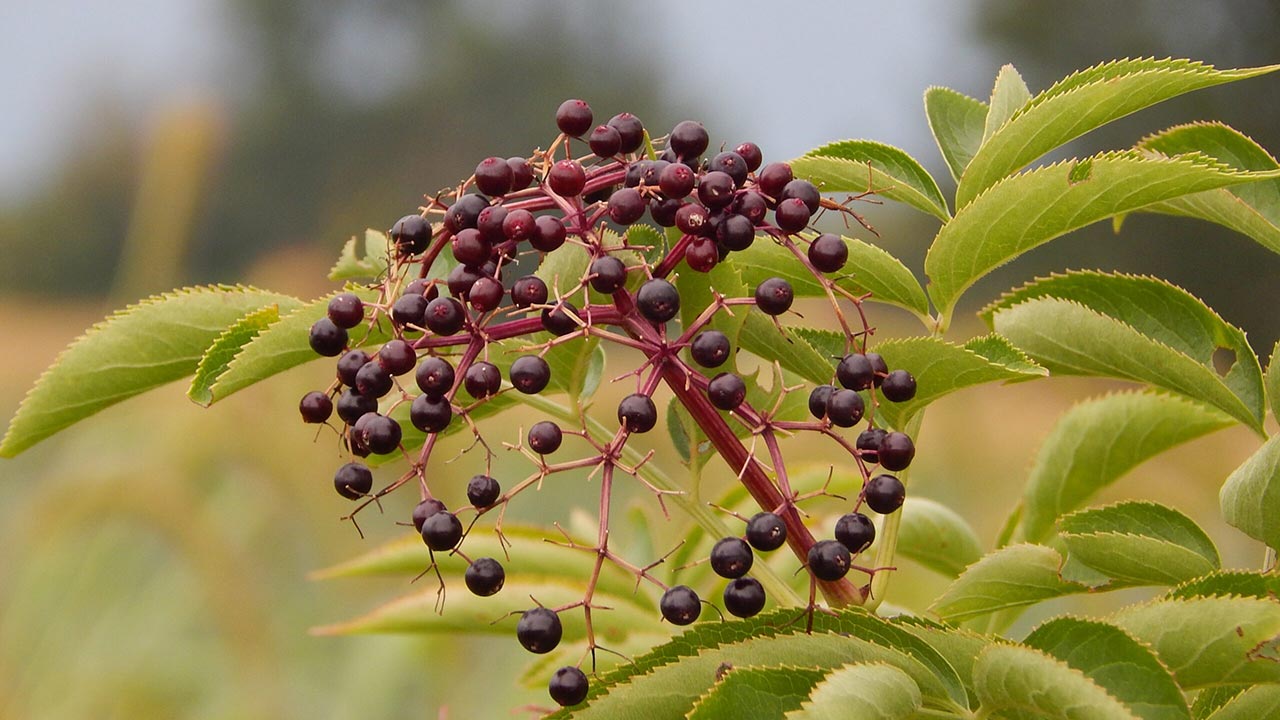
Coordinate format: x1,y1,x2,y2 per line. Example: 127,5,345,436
421,510,463,551
825,389,865,427
450,228,490,266
710,537,754,579
548,666,589,707
465,557,506,597
709,151,748,187
624,160,651,188
745,512,787,551
443,193,488,234
299,391,333,423
774,197,811,233
555,99,593,137
327,292,364,329
607,188,646,225
541,301,581,336
464,361,502,399
675,203,710,236
466,474,501,507
669,121,709,159
837,353,875,391
856,428,887,464
617,393,657,433
378,339,416,376
589,256,628,294
636,278,680,323
807,539,852,581
588,124,621,157
509,355,551,395
659,163,695,198
808,384,834,419
881,370,917,402
411,498,446,532
650,197,681,227
355,361,393,398
391,293,428,329
410,394,452,433
530,215,567,252
734,142,763,171
808,233,848,273
697,170,736,210
334,462,373,500
476,205,508,244
468,276,505,312
348,412,376,456
723,577,766,618
474,156,513,196
336,388,377,424
757,162,793,198
754,277,794,315
864,474,906,515
501,208,536,243
716,213,754,251
608,112,645,153
877,433,915,471
309,319,347,357
415,356,455,397
528,421,563,454
685,237,718,272
707,372,747,411
362,414,402,454
733,191,767,225
690,330,731,368
659,585,701,625
511,275,549,308
402,278,439,302
424,297,465,336
641,160,669,187
447,263,481,298
835,512,876,553
549,160,586,197
508,157,534,190
780,179,821,213
866,352,889,387
390,214,432,255
517,607,563,653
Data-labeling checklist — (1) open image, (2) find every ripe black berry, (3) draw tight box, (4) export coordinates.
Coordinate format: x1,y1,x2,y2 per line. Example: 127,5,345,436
361,414,402,454
424,297,465,336
555,99,593,137
685,237,718,272
808,233,848,273
865,474,906,514
745,512,787,552
881,370,917,402
807,539,852,581
451,228,490,266
327,292,364,329
754,277,794,315
710,537,754,579
531,215,567,252
636,278,680,323
390,214,431,255
716,213,755,251
415,356,455,397
780,179,821,214
690,330,731,368
443,194,488,234
446,264,481,298
528,421,563,454
509,355,551,395
299,391,333,423
617,393,657,433
808,384,834,420
355,361,393,398
757,162,793,199
856,428,887,464
467,474,502,508
309,319,347,357
669,121,709,159
878,432,915,471
541,301,581,336
410,394,453,433
866,352,889,387
468,277,505,313
548,666,589,707
733,191,767,225
589,256,628,294
837,353,875,391
391,293,428,330
421,510,463,551
465,557,506,597
675,203,710,236
476,205,509,244
503,158,532,190
608,112,645,153
412,498,446,531
659,163,695,198
774,197,811,233
336,350,370,386
734,142,763,171
650,197,681,227
511,275,549,308
825,389,865,427
659,585,701,625
707,372,746,411
378,339,416,376
549,160,586,197
517,607,563,653
474,156,513,196
624,160,651,188
709,151,748,187
349,412,375,456
697,170,736,210
464,361,502,399
723,577,766,618
608,188,646,225
835,512,875,553
589,125,621,158
334,462,373,500
336,388,377,424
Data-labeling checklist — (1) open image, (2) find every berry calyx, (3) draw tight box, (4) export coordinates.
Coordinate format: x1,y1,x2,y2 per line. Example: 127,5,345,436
709,537,754,579
424,297,465,336
548,666,589,707
617,394,657,433
636,278,680,323
690,330,731,368
807,539,852,581
835,512,875,553
877,432,915,471
723,577,766,618
333,462,373,500
881,370,917,402
421,510,463,551
299,391,333,423
754,278,794,315
745,512,787,552
415,356,455,397
528,421,563,454
707,372,747,411
864,474,906,514
659,163,695,198
509,355,551,395
659,585,701,625
464,557,506,597
517,607,563,653
466,474,501,508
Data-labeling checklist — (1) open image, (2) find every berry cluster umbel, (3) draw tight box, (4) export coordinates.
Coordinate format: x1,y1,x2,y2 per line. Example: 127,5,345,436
302,98,917,709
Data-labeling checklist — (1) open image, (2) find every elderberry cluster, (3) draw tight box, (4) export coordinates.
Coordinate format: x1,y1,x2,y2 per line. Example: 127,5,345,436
300,98,918,709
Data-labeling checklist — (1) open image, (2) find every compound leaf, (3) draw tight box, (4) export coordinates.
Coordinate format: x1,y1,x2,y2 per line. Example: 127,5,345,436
1201,684,1280,720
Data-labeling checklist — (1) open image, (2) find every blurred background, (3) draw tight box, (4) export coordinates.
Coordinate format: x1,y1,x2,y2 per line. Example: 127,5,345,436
2,1,1278,717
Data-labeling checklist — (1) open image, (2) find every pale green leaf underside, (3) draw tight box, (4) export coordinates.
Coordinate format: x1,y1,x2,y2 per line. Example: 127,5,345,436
1267,341,1280,419
924,85,988,182
792,139,950,220
896,496,984,577
188,299,304,406
956,58,1280,208
0,285,298,457
784,663,922,720
1202,684,1280,720
1021,391,1233,543
686,665,827,720
926,150,1280,321
1059,501,1220,586
975,643,1141,720
1220,434,1280,551
982,64,1032,143
1024,616,1190,720
931,544,1085,622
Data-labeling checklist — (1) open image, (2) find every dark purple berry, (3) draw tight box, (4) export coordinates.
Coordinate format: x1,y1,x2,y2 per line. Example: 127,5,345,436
355,361,393,398
636,278,680,323
617,393,657,433
391,293,428,329
541,301,581,336
334,462,373,500
709,151,748,187
685,237,718,272
723,577,766,618
424,297,466,336
476,205,509,244
754,277,794,315
808,233,848,273
451,228,490,266
837,353,875,391
866,352,889,387
511,275,549,308
517,607,563,653
336,388,377,424
659,163,696,198
707,372,746,411
710,537,754,579
549,160,586,197
466,474,502,507
733,191,767,225
774,197,811,233
878,433,915,471
589,256,628,294
624,160,651,188
349,412,375,456
410,394,452,433
808,539,852,581
734,142,763,171
510,355,551,395
378,339,416,376
555,99,593,137
757,162,793,199
715,213,754,251
669,121,709,159
299,391,333,423
589,125,622,158
508,157,534,190
464,361,502,399
415,356,455,397
835,512,876,553
443,194,488,234
808,384,834,420
465,557,506,597
608,112,645,153
825,389,865,427
548,666,589,707
659,585,701,626
531,216,567,252
421,510,463,551
502,208,536,243
690,330,731,368
649,197,681,227
864,474,906,514
882,370,916,402
745,512,787,552
309,319,347,357
528,421,563,454
411,498,446,532
402,278,439,302
362,414,402,454
675,203,710,236
327,293,364,329
697,170,736,210
856,428,887,464
469,277,505,313
390,215,431,255
780,179,821,214
608,188,646,225
474,156,513,196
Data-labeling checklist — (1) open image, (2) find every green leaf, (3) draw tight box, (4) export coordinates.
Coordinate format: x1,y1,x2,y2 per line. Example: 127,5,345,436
982,64,1032,143
1201,684,1280,720
872,334,1047,429
1267,341,1280,419
625,224,668,267
784,663,922,720
1111,596,1280,688
955,58,1280,208
679,254,748,348
1024,617,1190,720
924,86,988,182
0,285,298,457
1021,391,1236,542
1058,501,1220,586
974,644,1141,720
1166,570,1280,601
738,313,834,384
686,665,828,720
896,497,983,577
926,150,1280,321
187,299,306,406
791,139,950,221
536,239,590,297
931,544,1086,622
891,616,995,707
1193,687,1248,719
1220,434,1280,551
329,228,394,281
